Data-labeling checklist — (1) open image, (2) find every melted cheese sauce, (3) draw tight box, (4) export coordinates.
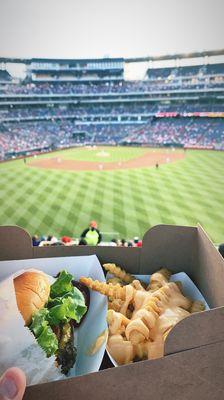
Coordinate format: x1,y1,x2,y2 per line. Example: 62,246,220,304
87,329,108,356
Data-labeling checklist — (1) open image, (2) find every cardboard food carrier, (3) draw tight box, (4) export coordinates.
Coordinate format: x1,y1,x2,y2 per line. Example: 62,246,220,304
0,224,224,400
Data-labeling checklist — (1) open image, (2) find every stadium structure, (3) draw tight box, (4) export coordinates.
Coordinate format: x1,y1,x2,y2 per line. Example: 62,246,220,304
0,49,224,160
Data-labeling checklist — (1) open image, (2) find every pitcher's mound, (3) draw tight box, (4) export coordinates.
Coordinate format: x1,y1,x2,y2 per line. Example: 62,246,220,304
96,151,110,157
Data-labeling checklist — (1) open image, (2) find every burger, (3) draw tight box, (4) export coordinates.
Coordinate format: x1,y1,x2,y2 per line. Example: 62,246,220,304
14,269,90,375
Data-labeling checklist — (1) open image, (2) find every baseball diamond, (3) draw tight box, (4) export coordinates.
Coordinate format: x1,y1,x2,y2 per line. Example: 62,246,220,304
0,146,223,243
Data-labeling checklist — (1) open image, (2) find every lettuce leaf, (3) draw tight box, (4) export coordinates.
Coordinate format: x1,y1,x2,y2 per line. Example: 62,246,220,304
47,288,87,325
48,271,87,324
29,308,58,357
29,308,49,337
36,325,58,357
50,270,73,299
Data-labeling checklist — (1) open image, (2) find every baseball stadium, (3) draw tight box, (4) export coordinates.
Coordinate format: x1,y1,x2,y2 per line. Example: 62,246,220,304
0,50,224,244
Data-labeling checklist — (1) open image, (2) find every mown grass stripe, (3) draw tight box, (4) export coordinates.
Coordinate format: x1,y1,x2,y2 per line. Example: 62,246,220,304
0,148,223,242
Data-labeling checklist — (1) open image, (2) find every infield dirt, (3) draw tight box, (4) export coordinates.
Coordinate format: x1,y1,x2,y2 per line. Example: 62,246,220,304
29,151,185,171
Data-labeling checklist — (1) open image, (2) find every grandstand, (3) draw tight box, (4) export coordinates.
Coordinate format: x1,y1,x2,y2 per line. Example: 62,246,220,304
0,50,224,160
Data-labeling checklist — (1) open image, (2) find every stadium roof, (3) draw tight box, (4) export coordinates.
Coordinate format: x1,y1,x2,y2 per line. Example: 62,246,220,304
1,49,224,64
125,49,224,63
0,57,124,64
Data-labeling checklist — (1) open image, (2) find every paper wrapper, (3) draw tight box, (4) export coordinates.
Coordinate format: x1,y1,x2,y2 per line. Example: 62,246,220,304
0,255,107,386
0,269,63,385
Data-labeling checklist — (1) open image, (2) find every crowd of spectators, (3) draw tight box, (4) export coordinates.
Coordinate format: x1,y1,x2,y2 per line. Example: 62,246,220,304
1,115,224,159
0,102,223,122
29,233,224,252
1,62,224,98
0,120,80,158
124,118,224,149
32,219,141,248
32,233,143,248
1,76,224,97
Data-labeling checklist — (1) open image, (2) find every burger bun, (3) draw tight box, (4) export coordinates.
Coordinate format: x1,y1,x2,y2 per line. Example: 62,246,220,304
14,271,50,325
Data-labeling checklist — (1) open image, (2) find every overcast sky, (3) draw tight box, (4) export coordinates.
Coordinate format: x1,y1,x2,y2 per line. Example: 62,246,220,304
0,0,224,60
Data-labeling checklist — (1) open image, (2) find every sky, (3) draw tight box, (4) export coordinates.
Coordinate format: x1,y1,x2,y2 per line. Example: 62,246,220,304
0,0,224,60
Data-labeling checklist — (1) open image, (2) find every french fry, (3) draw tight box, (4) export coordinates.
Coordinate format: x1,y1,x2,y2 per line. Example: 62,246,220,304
108,298,124,312
190,300,205,313
107,309,130,335
81,266,205,366
80,276,126,300
131,279,146,291
107,277,124,286
147,268,172,291
126,318,150,344
103,263,135,284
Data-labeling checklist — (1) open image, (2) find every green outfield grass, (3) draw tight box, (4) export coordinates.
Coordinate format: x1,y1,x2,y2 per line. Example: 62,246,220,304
0,147,223,243
33,146,149,163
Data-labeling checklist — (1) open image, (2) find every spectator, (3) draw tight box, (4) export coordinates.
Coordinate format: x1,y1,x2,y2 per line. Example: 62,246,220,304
109,238,118,246
61,236,72,245
80,221,102,245
32,235,40,246
51,241,64,246
218,243,224,258
40,235,46,242
79,238,87,245
133,237,139,246
47,235,58,244
120,238,127,247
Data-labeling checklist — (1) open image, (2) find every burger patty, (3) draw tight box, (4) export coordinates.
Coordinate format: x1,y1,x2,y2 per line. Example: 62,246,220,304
51,276,90,374
55,322,77,375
